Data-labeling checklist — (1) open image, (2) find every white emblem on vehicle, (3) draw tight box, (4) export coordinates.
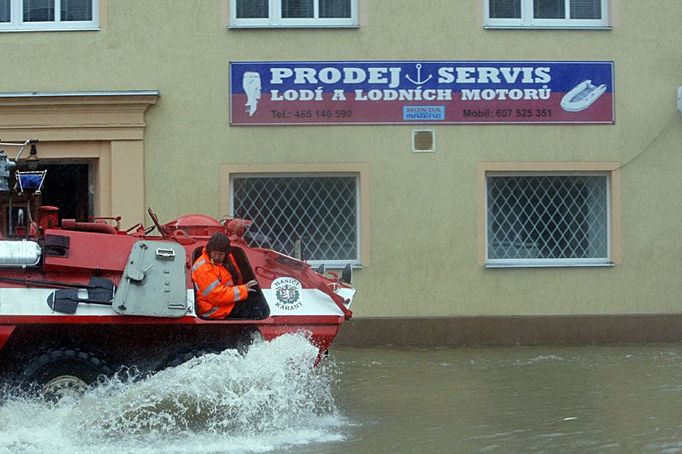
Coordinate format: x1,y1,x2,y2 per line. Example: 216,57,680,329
272,277,303,310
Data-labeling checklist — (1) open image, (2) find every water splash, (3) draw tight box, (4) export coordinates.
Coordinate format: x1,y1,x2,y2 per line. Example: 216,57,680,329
0,333,345,454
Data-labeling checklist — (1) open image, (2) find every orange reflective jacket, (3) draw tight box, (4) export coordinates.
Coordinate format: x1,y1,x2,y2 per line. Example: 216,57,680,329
191,249,248,319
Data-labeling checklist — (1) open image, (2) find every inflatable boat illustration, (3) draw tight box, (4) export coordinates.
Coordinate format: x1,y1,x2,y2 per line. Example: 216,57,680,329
560,80,607,112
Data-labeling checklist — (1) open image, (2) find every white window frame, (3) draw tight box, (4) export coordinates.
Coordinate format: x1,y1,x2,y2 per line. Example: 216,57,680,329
484,0,609,29
0,0,99,32
229,0,358,28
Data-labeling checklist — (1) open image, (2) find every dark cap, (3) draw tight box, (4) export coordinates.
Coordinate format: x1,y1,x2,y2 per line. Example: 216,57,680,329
205,232,231,254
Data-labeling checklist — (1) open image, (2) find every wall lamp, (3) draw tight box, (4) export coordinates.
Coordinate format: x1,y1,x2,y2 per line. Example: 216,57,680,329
26,143,39,170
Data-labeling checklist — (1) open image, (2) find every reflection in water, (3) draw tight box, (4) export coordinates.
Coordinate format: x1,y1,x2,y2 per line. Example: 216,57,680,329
3,342,682,452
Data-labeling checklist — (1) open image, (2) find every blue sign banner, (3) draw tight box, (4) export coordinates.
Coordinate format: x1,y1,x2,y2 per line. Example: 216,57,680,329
230,61,614,125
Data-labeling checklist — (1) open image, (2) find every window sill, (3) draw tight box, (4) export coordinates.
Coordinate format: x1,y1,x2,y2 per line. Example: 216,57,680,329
228,23,359,29
485,262,614,269
0,26,100,32
483,24,612,30
308,261,363,269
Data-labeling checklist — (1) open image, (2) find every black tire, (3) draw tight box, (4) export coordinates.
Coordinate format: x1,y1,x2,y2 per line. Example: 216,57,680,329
158,334,256,372
20,349,112,401
160,348,220,370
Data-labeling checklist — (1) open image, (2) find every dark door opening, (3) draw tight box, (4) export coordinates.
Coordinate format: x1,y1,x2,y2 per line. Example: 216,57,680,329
1,163,91,236
40,164,90,221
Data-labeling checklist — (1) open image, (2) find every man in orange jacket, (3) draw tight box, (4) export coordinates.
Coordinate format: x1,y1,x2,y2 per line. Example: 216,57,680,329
192,232,258,319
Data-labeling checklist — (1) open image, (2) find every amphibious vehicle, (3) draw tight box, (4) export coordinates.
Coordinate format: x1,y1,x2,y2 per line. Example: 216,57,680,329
0,139,355,399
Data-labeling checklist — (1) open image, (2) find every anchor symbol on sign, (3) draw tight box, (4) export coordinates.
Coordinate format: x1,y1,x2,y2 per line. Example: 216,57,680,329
405,64,433,86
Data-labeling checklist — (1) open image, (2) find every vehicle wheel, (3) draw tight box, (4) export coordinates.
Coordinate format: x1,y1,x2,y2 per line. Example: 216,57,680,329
159,335,255,372
20,349,112,401
161,348,220,370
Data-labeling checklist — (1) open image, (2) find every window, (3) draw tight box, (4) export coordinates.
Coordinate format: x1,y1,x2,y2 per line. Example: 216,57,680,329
484,171,615,267
485,0,608,28
230,0,358,28
0,0,97,31
230,173,362,266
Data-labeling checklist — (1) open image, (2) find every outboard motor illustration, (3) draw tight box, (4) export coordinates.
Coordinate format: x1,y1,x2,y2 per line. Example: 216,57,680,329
243,71,262,116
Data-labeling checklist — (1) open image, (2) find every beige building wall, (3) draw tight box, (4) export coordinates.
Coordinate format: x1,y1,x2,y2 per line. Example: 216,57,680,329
2,0,682,340
0,93,156,225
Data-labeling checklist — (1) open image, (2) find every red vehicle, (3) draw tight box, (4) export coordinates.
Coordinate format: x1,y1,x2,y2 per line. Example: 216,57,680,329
0,140,355,399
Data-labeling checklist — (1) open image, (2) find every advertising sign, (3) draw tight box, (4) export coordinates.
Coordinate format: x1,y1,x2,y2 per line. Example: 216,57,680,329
230,61,614,125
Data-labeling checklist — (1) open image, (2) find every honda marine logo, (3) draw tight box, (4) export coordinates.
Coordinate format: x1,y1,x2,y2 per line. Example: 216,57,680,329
272,277,303,310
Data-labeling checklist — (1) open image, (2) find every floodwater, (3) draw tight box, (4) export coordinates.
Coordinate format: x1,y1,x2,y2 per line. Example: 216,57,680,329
3,337,682,453
324,345,682,453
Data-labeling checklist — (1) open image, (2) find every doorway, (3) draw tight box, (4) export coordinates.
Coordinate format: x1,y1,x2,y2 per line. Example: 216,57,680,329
1,162,91,236
40,164,91,221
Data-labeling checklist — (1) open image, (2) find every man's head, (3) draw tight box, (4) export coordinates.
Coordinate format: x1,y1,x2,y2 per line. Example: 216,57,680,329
206,232,231,263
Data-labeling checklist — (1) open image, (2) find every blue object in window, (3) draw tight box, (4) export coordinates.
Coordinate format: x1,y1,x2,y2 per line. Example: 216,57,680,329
16,170,47,194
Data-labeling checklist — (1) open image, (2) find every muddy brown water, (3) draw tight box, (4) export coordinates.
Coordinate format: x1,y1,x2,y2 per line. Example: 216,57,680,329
2,338,682,453
315,344,682,453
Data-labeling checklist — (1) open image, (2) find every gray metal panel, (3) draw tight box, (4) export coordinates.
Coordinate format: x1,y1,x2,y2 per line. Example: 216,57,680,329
113,241,188,318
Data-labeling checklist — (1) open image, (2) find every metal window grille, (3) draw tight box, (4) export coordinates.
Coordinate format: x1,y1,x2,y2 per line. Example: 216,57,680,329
232,174,358,264
486,173,609,264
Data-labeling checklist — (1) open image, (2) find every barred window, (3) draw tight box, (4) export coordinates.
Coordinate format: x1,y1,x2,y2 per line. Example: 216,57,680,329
486,173,610,266
231,174,359,266
0,0,97,30
231,0,357,28
486,0,608,28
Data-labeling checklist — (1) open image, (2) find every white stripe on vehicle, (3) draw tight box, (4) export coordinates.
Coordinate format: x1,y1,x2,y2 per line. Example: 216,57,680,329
0,288,353,317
